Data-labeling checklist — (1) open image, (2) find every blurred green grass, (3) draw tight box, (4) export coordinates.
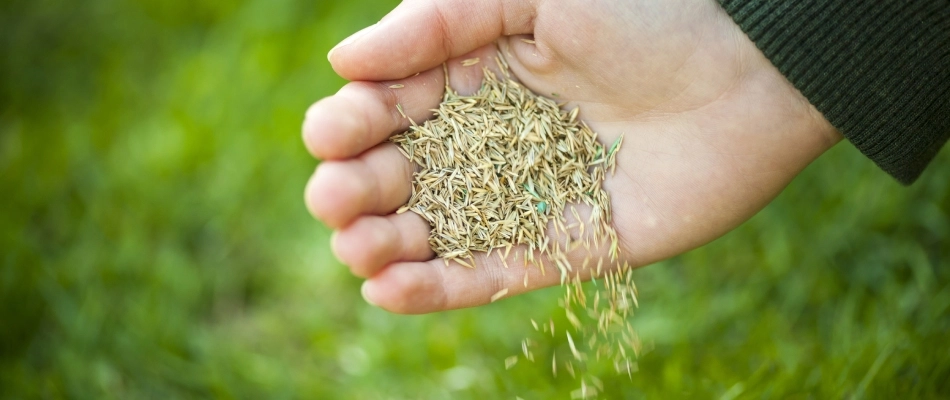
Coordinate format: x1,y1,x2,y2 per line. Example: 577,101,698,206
1,0,948,398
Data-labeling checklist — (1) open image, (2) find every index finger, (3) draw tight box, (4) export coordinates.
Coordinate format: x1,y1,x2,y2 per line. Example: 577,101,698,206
302,66,443,160
328,0,536,81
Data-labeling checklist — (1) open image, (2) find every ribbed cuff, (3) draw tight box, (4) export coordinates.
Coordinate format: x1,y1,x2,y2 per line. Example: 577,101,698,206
718,0,950,184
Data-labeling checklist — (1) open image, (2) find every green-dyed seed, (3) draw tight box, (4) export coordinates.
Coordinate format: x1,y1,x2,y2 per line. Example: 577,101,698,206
608,134,624,158
523,183,541,199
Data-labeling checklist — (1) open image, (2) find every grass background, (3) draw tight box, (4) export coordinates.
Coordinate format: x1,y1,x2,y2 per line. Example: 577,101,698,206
1,0,948,398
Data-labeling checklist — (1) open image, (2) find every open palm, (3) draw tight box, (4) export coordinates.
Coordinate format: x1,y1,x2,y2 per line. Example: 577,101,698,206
303,0,840,313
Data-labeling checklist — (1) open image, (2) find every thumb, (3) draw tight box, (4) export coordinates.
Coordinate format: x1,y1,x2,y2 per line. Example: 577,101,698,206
328,0,536,81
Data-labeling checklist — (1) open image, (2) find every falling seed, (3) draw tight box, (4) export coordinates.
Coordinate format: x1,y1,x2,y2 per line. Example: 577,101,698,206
461,57,480,67
389,84,405,89
505,356,519,370
520,38,536,44
590,376,603,392
570,381,598,399
566,331,581,361
566,309,581,329
490,288,509,302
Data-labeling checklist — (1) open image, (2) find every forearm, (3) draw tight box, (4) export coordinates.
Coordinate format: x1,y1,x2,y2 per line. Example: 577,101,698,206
718,0,950,184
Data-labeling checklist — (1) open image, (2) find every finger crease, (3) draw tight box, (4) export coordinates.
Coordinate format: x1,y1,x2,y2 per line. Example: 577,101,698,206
359,158,385,213
428,0,456,60
373,82,404,132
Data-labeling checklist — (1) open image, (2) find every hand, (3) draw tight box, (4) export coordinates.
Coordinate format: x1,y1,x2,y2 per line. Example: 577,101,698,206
303,0,841,314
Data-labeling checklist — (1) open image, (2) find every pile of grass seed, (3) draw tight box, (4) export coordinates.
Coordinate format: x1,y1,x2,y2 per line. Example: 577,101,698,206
391,56,640,394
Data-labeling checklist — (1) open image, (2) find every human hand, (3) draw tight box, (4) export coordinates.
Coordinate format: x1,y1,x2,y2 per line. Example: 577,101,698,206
303,0,842,313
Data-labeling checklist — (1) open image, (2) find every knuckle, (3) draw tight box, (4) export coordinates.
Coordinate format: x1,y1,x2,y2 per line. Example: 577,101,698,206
480,255,509,295
303,100,365,160
402,214,434,259
304,173,327,220
343,217,401,278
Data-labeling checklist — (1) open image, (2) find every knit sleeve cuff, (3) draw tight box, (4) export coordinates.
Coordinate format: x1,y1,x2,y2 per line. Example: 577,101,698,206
717,0,950,184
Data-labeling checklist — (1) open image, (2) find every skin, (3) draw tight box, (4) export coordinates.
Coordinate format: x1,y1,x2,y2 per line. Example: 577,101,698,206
302,0,843,314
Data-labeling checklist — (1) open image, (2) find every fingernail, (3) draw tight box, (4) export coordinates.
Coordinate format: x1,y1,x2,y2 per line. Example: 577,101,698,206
360,280,378,307
328,23,377,60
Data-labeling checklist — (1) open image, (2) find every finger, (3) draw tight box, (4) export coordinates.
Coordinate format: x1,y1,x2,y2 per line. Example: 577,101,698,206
304,45,510,160
328,0,536,81
359,251,551,314
361,236,615,314
305,143,414,229
332,212,434,278
303,67,443,160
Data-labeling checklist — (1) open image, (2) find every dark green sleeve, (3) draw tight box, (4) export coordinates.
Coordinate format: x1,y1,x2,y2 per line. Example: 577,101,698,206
717,1,950,184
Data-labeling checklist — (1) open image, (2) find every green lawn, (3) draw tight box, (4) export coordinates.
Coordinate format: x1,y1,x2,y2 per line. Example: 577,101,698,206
2,0,948,398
